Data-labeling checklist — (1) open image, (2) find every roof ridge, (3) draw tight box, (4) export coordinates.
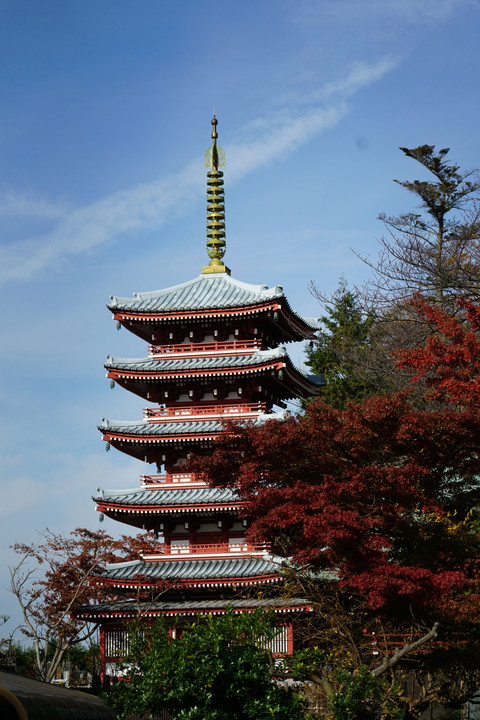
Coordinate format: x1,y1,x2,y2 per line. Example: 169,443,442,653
109,273,284,307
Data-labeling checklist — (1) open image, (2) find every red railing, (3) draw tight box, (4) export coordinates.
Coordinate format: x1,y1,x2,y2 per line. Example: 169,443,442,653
141,472,198,485
148,339,264,355
143,402,268,421
144,541,270,556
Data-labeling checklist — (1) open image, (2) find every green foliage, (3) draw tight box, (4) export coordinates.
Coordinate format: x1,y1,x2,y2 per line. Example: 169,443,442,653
305,280,375,408
376,145,480,307
107,609,307,720
290,645,330,677
6,642,37,677
395,145,479,223
5,640,99,680
9,526,146,682
328,666,404,720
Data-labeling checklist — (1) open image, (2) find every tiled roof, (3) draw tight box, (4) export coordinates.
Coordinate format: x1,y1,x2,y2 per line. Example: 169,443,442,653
99,417,223,435
104,350,323,396
108,273,319,330
93,485,239,506
99,412,285,436
76,597,312,618
97,555,282,582
105,347,287,372
110,275,282,312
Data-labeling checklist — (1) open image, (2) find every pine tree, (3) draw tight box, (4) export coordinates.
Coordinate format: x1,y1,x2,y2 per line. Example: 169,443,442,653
305,280,375,408
364,144,480,309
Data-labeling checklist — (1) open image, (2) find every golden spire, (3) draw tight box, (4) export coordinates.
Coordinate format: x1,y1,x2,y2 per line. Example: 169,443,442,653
202,114,230,275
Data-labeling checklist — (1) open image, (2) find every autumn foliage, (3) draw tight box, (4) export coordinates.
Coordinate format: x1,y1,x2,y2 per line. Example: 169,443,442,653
398,296,480,406
9,527,148,682
195,299,480,622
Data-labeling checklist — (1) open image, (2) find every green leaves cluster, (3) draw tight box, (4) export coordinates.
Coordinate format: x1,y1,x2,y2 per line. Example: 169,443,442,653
305,280,375,408
309,145,480,407
395,145,479,223
107,609,307,720
376,144,480,307
329,666,404,720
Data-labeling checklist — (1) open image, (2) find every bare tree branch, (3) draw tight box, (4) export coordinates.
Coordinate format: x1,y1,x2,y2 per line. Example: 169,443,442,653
371,622,439,677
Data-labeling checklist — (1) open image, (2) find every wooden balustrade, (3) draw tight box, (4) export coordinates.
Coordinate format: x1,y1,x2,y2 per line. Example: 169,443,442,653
141,472,198,485
146,541,269,556
148,339,263,355
143,401,268,421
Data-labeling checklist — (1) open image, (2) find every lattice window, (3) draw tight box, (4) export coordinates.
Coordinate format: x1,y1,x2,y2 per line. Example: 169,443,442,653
104,628,130,658
260,625,290,655
104,622,290,660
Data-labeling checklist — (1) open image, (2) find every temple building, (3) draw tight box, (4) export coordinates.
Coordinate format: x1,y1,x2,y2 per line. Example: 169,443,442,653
76,117,322,678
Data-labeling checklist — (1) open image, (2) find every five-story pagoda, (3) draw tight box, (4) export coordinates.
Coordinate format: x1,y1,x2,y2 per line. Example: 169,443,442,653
77,117,322,678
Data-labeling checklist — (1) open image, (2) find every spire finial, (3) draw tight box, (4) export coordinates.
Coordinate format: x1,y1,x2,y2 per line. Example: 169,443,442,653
202,114,230,275
211,113,218,140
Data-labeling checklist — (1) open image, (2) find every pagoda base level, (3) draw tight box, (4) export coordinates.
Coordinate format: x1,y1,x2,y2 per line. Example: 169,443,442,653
84,597,311,681
77,596,313,621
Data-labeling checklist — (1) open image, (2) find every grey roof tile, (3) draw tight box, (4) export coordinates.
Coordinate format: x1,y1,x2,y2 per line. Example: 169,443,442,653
109,275,283,312
99,556,281,581
77,597,311,616
105,347,287,372
108,273,319,331
99,417,223,434
104,348,323,393
93,486,239,505
99,411,287,436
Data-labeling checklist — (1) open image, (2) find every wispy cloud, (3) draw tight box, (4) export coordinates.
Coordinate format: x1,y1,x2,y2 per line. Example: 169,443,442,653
227,57,398,181
319,58,399,102
0,192,69,218
0,58,397,286
0,165,205,284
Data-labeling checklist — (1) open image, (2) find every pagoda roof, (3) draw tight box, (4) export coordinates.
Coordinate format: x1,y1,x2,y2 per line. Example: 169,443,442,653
100,417,225,438
108,273,318,340
100,410,285,437
101,418,233,462
94,555,282,588
109,274,315,324
106,346,289,372
76,597,312,621
105,348,323,402
93,485,240,510
99,413,287,461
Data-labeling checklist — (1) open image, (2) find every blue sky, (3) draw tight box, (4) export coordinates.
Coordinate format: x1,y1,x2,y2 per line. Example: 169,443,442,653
1,0,480,635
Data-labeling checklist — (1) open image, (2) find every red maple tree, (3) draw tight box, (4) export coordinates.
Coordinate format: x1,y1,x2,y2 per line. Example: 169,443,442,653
9,527,149,682
195,298,480,620
193,298,480,714
397,295,480,407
